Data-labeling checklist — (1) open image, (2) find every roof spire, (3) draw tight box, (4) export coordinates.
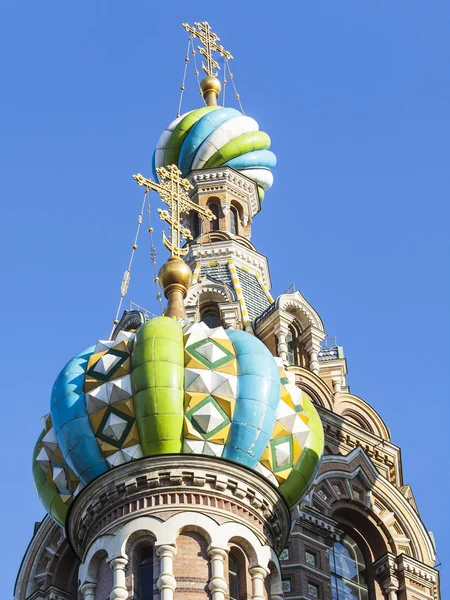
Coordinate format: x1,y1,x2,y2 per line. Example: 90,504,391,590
182,21,233,106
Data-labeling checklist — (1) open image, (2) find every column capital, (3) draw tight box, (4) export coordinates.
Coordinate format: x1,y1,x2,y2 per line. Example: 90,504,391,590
108,556,128,569
249,565,269,577
156,544,177,558
80,582,96,596
207,545,229,559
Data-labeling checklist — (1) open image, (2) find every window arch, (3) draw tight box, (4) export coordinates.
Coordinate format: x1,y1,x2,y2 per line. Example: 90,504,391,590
208,202,220,231
137,546,154,600
329,534,369,600
230,206,239,235
202,309,221,328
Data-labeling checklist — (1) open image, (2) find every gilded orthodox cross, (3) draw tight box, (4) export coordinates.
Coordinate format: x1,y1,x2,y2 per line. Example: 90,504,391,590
133,165,216,258
182,21,233,77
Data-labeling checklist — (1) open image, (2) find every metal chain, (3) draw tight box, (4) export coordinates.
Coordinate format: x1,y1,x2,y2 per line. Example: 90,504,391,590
147,192,163,314
226,60,245,114
177,35,192,117
110,193,147,338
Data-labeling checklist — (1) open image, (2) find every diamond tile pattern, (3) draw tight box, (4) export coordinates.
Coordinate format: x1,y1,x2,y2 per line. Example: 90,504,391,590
183,323,237,457
260,358,313,484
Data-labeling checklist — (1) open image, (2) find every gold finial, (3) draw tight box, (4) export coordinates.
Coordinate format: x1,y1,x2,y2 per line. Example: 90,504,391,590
133,165,216,318
182,21,233,106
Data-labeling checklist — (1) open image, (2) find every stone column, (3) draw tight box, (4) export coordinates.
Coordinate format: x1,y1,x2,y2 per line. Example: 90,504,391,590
275,324,289,364
156,544,177,600
207,546,228,600
249,566,269,600
80,581,96,600
109,557,128,600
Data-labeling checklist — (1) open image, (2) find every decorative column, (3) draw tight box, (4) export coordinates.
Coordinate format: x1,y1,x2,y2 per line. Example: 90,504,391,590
249,566,269,600
275,324,289,364
80,582,96,600
207,546,228,600
332,378,342,394
156,544,177,600
299,326,326,376
109,557,128,600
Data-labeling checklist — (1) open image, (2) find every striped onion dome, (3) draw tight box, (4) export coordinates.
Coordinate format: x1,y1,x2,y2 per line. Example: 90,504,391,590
33,318,323,526
152,107,277,201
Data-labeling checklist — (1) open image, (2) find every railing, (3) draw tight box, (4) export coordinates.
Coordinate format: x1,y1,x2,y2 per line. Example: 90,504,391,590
129,302,158,320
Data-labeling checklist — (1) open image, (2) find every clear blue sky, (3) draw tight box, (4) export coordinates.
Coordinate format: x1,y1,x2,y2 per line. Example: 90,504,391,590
1,1,449,596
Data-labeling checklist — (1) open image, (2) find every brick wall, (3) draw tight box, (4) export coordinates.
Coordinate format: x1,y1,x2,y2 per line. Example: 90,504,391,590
174,532,210,600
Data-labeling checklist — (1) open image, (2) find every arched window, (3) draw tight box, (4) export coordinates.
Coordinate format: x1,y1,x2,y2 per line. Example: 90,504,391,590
209,202,220,231
230,206,239,235
202,310,221,328
228,554,240,600
329,534,369,600
137,546,154,600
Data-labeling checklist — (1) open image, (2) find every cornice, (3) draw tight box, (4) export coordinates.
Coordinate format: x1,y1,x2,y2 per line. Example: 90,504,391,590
68,455,291,561
188,167,260,218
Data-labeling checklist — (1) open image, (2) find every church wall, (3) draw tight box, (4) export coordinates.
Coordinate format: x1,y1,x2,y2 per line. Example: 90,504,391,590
173,531,210,600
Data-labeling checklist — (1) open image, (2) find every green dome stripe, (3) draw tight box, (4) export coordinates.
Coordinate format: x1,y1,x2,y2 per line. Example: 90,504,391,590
164,106,220,168
32,431,67,526
131,316,184,455
279,396,324,508
203,131,271,169
258,186,265,202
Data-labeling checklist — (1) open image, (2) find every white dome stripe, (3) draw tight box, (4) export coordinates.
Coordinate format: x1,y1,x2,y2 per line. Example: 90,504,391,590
241,168,274,190
154,112,191,172
192,116,259,170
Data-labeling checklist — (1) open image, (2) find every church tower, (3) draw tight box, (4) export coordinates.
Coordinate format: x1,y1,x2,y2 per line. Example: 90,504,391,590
15,21,440,600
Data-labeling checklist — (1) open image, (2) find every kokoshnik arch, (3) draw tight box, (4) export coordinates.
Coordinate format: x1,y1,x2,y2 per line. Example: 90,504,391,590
16,20,440,600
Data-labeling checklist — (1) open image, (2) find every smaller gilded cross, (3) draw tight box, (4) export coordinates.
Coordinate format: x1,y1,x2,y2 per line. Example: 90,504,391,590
182,21,233,77
133,165,216,258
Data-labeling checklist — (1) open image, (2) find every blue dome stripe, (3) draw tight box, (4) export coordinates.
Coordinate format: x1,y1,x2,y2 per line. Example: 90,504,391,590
50,347,109,485
223,330,280,468
179,107,242,176
151,149,157,181
224,150,277,171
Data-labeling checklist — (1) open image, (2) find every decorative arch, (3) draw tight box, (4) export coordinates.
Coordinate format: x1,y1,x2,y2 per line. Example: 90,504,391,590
286,365,334,411
309,448,436,566
275,292,325,332
333,393,390,440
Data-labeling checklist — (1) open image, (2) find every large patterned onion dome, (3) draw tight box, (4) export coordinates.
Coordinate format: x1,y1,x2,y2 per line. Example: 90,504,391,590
33,318,323,526
152,106,277,201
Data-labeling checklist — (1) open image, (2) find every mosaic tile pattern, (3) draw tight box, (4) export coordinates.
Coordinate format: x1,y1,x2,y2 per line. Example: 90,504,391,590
183,322,237,457
235,265,272,321
258,359,324,507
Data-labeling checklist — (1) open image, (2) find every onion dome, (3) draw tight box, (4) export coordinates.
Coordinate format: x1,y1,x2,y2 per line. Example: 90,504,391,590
33,318,323,526
153,106,277,201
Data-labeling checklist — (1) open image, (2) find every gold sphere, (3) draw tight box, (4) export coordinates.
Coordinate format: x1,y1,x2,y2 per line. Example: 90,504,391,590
158,258,192,297
200,76,222,106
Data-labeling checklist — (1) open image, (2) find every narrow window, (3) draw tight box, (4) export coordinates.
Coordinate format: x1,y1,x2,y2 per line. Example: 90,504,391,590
230,206,239,235
138,547,154,600
191,214,200,239
286,330,295,365
209,202,220,231
229,555,240,600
